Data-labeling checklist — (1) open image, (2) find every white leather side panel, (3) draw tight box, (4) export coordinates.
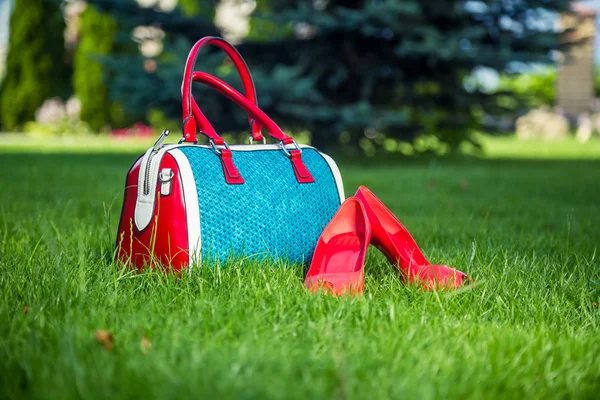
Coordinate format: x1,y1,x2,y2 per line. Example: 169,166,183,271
134,148,157,231
135,146,184,231
169,149,202,268
319,152,345,204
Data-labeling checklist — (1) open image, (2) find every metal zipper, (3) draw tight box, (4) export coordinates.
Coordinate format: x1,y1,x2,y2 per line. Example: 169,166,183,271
143,129,169,195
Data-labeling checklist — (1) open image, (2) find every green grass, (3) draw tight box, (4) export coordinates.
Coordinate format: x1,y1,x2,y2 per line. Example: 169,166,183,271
474,134,600,160
1,136,599,399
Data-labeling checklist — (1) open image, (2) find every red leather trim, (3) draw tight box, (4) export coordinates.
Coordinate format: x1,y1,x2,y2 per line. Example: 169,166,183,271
182,36,263,143
290,150,315,183
220,149,245,184
182,116,197,143
211,136,225,146
116,153,190,271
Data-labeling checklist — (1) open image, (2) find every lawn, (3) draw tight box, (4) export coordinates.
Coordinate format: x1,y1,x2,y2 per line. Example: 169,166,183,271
1,135,599,399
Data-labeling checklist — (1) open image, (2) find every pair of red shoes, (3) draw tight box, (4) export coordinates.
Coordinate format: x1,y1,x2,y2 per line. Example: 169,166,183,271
304,186,470,295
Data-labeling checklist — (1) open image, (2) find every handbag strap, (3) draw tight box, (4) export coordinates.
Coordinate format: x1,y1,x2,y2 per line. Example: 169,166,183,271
191,71,315,185
182,36,263,144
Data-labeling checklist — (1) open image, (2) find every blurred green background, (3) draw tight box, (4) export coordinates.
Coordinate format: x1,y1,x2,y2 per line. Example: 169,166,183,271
1,0,600,153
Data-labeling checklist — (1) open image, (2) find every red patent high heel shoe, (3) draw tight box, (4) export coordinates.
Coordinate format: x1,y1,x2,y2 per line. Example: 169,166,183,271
354,186,469,290
304,197,371,296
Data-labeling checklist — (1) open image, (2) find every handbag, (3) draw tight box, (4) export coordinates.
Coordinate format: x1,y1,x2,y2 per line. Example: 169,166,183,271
116,37,344,271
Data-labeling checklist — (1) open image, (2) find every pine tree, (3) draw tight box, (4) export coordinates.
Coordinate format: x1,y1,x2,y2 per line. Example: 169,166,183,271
87,0,221,129
240,0,571,150
0,0,70,130
89,0,218,43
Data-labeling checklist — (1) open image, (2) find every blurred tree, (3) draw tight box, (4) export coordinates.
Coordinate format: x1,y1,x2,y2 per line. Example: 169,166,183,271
247,0,289,41
238,0,571,150
89,0,217,41
73,4,118,132
179,0,216,18
595,67,600,98
498,68,557,110
86,0,221,129
0,0,70,130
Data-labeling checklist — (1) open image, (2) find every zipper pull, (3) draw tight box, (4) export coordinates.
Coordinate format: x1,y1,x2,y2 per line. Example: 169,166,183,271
152,129,170,153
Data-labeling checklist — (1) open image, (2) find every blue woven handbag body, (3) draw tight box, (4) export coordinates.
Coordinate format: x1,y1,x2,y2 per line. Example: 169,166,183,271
178,146,342,264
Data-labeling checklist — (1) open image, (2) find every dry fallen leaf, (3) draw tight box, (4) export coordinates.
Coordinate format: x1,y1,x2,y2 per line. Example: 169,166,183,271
140,336,152,354
23,306,29,314
593,302,598,308
96,330,114,351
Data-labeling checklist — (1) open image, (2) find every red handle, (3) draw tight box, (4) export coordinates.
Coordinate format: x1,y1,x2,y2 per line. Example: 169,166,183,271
192,72,294,145
190,71,314,184
182,36,263,143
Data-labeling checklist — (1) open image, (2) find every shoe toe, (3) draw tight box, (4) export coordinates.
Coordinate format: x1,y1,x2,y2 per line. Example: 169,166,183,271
414,265,469,290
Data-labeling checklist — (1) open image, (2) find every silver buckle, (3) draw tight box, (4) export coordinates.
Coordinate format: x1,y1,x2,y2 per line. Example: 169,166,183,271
209,139,231,155
279,139,302,158
248,136,267,145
